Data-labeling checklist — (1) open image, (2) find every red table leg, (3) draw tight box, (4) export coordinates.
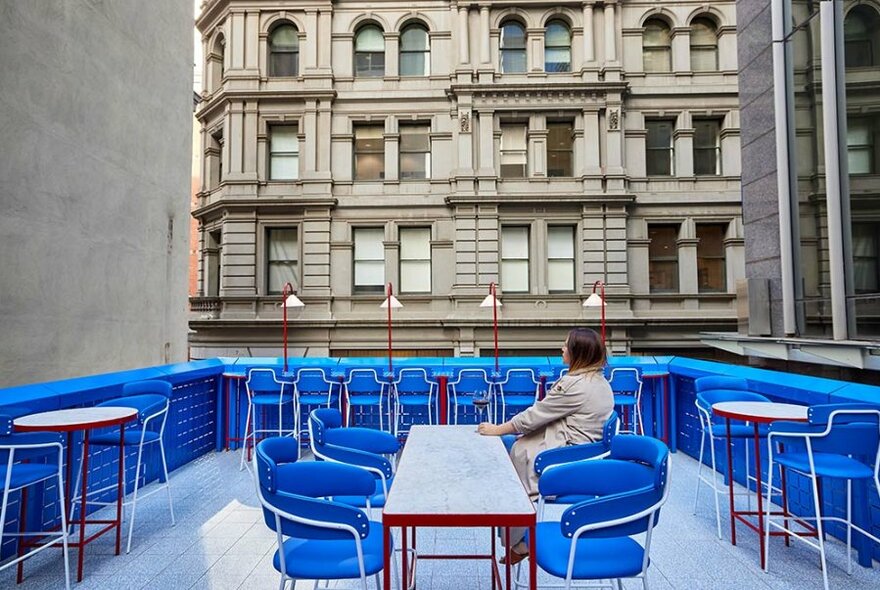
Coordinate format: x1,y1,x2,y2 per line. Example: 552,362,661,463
528,524,537,590
115,423,125,555
504,527,512,590
225,377,231,451
77,430,90,582
663,374,670,445
753,422,767,570
16,483,29,583
402,526,408,590
725,418,736,546
438,376,448,425
383,524,392,590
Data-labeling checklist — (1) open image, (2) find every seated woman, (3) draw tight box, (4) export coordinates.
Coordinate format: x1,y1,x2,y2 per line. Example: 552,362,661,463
477,327,613,564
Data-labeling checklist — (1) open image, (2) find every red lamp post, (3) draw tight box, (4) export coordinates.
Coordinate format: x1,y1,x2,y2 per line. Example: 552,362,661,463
583,280,606,346
479,282,502,374
281,282,304,373
380,282,403,375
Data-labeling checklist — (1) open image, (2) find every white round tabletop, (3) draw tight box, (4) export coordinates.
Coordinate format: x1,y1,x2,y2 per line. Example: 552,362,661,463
14,407,138,432
712,401,809,424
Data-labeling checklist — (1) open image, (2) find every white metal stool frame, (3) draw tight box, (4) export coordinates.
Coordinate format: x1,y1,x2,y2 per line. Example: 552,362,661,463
391,368,438,437
447,368,493,425
293,367,340,442
70,398,175,554
0,434,71,590
764,407,880,590
240,368,298,470
609,368,644,435
343,368,392,432
492,368,540,425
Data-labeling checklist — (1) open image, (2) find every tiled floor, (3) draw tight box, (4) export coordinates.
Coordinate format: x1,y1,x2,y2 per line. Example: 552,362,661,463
4,445,880,590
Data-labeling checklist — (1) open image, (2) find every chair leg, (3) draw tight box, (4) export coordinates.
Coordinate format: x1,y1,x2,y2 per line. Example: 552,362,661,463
239,402,252,471
745,438,752,512
693,428,706,515
846,479,853,576
57,461,71,590
124,441,144,554
616,578,624,590
706,432,723,540
809,474,830,590
764,451,775,572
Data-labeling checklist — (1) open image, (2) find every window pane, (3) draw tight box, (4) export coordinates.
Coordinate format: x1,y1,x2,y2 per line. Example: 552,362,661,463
401,26,428,51
691,47,717,71
355,126,385,180
271,155,299,179
644,48,672,72
548,226,574,258
501,50,527,73
270,25,299,49
356,26,385,51
400,52,427,76
694,149,717,175
545,22,570,47
271,127,299,152
648,226,678,292
400,228,431,258
547,150,572,177
268,228,298,261
547,122,573,177
853,223,879,292
400,153,428,179
644,20,671,47
354,228,384,259
500,23,526,49
545,48,571,72
501,260,529,292
400,260,431,292
268,262,297,294
646,121,673,148
400,126,430,151
690,18,716,45
354,260,385,287
501,227,529,258
548,260,574,292
696,224,726,292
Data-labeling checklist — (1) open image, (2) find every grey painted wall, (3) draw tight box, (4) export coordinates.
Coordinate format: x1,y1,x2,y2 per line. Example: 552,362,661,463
0,1,194,387
736,0,786,336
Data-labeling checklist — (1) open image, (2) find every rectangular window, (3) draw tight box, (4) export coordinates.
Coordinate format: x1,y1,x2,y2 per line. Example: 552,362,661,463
696,224,727,292
646,120,674,176
208,130,223,189
547,226,575,292
399,124,431,180
500,123,528,178
399,227,431,293
501,226,530,293
693,120,721,176
648,225,678,293
205,229,222,297
266,227,298,294
353,227,385,293
847,117,877,175
269,126,299,180
853,222,880,293
354,125,384,181
547,122,574,177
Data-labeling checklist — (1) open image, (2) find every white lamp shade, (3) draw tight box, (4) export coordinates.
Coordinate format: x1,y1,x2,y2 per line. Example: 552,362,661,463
284,293,305,308
380,295,403,309
479,294,502,308
583,292,604,307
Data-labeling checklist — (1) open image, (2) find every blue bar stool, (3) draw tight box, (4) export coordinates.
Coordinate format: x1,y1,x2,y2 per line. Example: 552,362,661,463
391,368,438,436
0,415,70,589
343,368,390,431
240,368,296,470
609,368,644,434
293,367,339,441
765,403,880,590
73,380,175,554
494,368,540,423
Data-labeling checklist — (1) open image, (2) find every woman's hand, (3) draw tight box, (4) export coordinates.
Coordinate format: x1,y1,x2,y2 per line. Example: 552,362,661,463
477,422,512,436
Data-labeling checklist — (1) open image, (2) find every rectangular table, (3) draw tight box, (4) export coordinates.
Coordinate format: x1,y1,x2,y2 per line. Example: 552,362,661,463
382,425,536,590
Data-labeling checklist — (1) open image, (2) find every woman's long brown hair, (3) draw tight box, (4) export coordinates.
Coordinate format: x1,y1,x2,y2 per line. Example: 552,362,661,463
565,328,606,374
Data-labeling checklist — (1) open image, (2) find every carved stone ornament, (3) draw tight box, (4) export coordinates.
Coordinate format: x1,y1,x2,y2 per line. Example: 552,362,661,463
460,111,470,133
608,109,619,130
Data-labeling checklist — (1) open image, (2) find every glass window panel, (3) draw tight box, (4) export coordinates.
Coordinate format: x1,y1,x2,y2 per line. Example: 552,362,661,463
400,260,431,292
501,260,529,292
401,26,429,51
545,48,571,72
400,228,431,258
355,126,385,180
501,50,527,73
690,19,716,45
268,228,298,261
400,126,430,151
545,22,570,47
271,25,299,49
548,226,575,258
271,127,299,152
268,262,297,294
270,155,298,180
500,23,526,49
354,260,385,286
356,26,385,51
646,121,673,148
501,227,529,258
400,153,428,179
547,122,573,177
691,48,717,71
643,20,671,47
354,228,385,258
844,7,878,68
644,48,671,72
696,224,726,292
648,226,678,292
646,121,674,176
400,52,427,76
545,21,571,72
548,260,574,292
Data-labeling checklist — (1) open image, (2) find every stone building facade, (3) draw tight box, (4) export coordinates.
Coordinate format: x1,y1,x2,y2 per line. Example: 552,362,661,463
191,0,744,359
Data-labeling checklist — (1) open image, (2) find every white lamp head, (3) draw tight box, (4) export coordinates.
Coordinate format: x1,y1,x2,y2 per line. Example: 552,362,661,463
284,293,305,308
479,294,502,308
380,295,403,309
583,292,604,307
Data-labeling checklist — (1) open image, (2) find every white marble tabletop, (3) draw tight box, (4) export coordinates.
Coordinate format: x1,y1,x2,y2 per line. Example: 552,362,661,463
712,401,809,424
15,407,138,432
383,425,535,516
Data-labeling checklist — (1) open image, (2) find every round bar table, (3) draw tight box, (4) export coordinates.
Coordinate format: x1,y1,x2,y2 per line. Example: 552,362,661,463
15,407,137,582
711,401,810,569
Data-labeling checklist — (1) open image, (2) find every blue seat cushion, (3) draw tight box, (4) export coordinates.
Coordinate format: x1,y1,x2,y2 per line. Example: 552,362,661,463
709,424,768,439
252,394,294,406
533,522,647,579
299,394,337,406
335,476,393,509
396,395,431,406
0,464,59,490
273,521,389,579
347,396,383,406
775,452,874,479
613,395,637,406
503,396,535,407
91,430,160,446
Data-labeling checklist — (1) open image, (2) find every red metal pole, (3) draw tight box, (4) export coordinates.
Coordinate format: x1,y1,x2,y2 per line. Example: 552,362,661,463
600,280,606,346
282,282,293,374
387,282,393,375
491,282,499,373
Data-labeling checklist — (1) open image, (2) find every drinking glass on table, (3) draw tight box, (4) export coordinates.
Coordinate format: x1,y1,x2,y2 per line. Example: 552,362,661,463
473,389,491,423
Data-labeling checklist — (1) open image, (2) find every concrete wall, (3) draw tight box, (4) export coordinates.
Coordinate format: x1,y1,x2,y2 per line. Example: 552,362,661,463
735,0,786,336
0,1,194,387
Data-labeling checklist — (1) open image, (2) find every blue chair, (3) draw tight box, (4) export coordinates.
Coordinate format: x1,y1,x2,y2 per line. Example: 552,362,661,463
0,415,70,589
609,368,644,435
308,409,398,508
692,376,771,539
391,368,438,436
448,368,493,424
240,368,296,470
517,436,670,590
533,411,620,515
344,369,390,431
255,437,395,590
293,367,339,440
765,404,880,590
494,368,540,423
75,380,175,554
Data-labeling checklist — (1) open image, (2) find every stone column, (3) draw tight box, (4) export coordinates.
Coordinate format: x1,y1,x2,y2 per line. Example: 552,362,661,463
477,110,494,175
604,2,616,62
385,32,399,78
674,112,694,178
582,2,595,62
678,219,699,299
479,6,491,65
385,118,399,183
672,28,689,73
316,100,332,176
318,9,332,70
529,114,548,177
458,6,470,65
303,100,317,174
305,10,318,70
244,11,259,73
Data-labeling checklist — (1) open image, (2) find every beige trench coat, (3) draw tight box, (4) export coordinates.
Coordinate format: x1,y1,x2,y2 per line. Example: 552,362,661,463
508,369,614,499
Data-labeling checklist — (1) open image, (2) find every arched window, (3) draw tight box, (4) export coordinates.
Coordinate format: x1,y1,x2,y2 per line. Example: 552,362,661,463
845,6,880,68
400,24,430,76
208,35,225,91
643,19,672,73
268,24,299,77
690,17,718,71
545,20,571,72
500,21,527,74
354,25,385,77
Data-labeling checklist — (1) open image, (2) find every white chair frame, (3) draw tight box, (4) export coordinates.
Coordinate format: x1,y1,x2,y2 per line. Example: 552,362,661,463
448,368,492,425
293,367,340,441
493,368,540,424
764,408,880,590
343,369,392,431
609,368,644,435
0,439,71,590
391,368,438,437
240,368,298,470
